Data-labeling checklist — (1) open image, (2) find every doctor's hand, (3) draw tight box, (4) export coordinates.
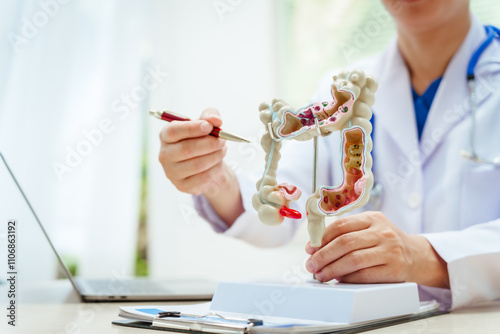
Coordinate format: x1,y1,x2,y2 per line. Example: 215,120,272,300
158,108,244,226
305,211,450,289
159,108,228,195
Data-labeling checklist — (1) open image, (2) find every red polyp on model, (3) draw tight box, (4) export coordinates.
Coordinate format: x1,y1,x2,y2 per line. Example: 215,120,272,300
279,206,302,219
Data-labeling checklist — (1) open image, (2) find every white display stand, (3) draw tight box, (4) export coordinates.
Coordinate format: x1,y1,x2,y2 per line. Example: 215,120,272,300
210,280,420,324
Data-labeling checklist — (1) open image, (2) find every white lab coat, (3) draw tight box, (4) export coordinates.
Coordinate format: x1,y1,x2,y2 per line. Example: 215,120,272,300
218,15,500,309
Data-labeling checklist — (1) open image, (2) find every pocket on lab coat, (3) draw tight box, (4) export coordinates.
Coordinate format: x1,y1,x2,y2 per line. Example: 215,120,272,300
460,164,500,229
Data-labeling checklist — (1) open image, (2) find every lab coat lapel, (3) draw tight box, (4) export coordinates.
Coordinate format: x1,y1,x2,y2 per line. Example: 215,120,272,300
420,16,488,164
373,39,419,156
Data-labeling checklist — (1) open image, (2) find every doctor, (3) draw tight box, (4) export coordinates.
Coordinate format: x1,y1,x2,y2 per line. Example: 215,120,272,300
158,0,500,309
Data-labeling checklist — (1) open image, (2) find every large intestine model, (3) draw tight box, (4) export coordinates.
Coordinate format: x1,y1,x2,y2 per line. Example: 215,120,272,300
252,69,378,247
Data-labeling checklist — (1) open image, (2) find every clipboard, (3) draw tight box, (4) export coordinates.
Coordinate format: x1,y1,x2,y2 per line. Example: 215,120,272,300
112,306,445,334
112,301,445,334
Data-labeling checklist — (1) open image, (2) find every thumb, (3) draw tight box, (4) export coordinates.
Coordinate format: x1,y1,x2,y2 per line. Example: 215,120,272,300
200,108,223,128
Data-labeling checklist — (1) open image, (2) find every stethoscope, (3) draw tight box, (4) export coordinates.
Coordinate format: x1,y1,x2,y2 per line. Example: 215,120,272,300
365,25,500,211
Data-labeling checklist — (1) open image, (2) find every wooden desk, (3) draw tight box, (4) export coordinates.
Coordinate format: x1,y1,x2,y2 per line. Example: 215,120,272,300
2,280,500,334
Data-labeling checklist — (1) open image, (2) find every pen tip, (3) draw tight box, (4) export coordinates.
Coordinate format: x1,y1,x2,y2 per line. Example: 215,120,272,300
149,110,161,119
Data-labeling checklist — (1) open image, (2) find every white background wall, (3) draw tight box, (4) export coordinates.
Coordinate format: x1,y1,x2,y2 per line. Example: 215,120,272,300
0,1,151,280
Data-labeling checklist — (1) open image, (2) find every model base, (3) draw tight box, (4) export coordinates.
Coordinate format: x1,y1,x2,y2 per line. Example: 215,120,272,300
210,280,420,324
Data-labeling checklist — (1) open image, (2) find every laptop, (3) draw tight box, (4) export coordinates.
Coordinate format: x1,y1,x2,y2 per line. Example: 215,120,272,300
0,152,216,302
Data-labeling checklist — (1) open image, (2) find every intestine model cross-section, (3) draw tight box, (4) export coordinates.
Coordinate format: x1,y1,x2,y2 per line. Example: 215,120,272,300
252,69,378,247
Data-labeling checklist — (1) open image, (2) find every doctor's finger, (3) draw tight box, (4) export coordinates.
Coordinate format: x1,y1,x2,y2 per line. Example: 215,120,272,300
200,108,223,128
169,146,228,180
172,161,226,195
315,248,386,282
306,230,379,273
164,136,226,162
338,265,404,284
160,120,213,144
305,215,371,253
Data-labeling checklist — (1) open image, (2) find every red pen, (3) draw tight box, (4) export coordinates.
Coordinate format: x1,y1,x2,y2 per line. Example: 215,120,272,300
149,110,250,143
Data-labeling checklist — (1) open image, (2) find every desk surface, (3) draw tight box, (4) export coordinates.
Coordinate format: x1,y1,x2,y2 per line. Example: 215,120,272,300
2,280,500,334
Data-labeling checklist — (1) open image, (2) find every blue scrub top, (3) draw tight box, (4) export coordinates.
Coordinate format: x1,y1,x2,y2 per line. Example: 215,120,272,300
412,77,443,140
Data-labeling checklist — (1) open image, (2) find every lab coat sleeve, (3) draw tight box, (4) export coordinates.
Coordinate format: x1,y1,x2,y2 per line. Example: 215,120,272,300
421,219,500,309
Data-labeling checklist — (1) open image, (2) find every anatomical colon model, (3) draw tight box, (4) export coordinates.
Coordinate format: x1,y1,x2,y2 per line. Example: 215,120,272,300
252,69,378,247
